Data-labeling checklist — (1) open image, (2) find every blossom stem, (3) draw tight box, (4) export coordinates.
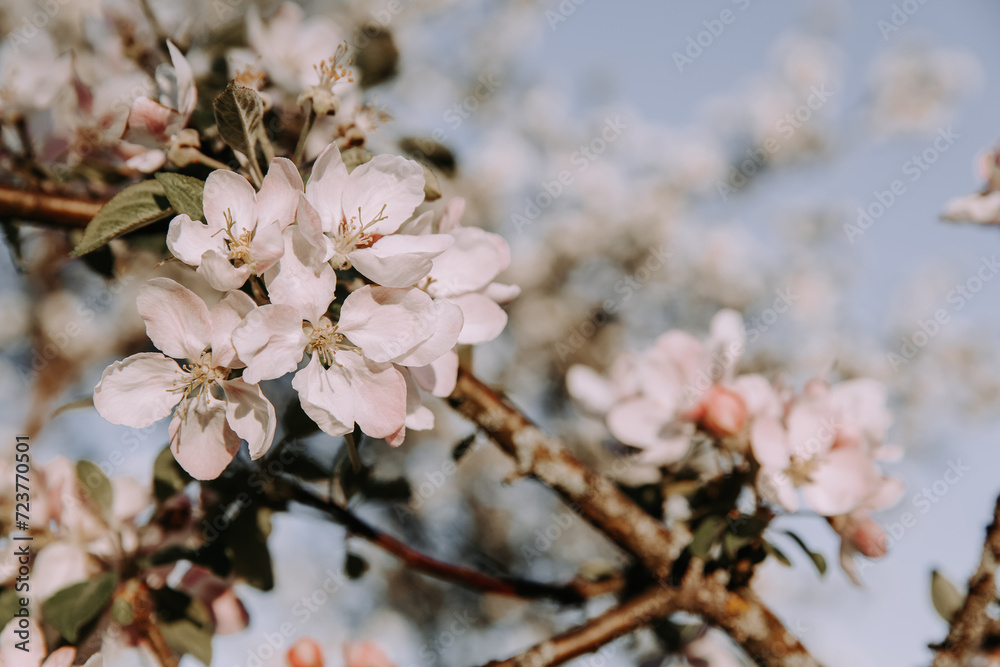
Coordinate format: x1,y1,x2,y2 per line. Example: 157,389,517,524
0,186,104,228
293,106,316,167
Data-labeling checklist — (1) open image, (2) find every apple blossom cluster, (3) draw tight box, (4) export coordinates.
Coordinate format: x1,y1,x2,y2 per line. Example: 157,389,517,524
93,144,516,479
567,309,904,583
941,142,1000,225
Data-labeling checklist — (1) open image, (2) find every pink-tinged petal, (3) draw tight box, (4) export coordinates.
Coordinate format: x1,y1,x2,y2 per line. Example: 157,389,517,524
204,169,257,234
256,157,303,230
251,220,286,274
385,425,406,447
756,466,799,513
606,397,679,455
41,648,76,667
170,399,242,480
708,309,745,379
399,209,434,236
210,588,249,635
864,476,905,512
111,476,151,522
166,214,224,267
295,195,334,259
847,514,888,559
437,197,465,233
700,386,747,438
220,380,276,459
941,191,1000,224
137,277,212,360
483,282,520,305
731,374,782,420
402,368,434,431
644,331,704,400
410,350,458,398
831,378,892,449
337,286,435,363
803,448,879,516
305,143,349,229
343,155,425,235
343,642,393,667
211,290,257,369
265,226,337,323
338,353,407,439
635,433,695,467
449,293,507,345
427,228,509,297
122,96,175,146
32,543,98,603
163,40,196,119
566,365,616,415
80,654,102,667
293,355,354,437
786,397,835,460
125,149,168,173
197,249,252,292
1,619,46,667
288,639,325,667
349,234,454,287
94,353,184,428
232,304,307,384
749,417,790,470
391,300,463,367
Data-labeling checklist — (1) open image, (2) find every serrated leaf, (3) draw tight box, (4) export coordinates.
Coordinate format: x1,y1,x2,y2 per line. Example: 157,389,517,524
42,572,118,643
689,515,726,559
932,570,965,623
155,173,205,221
783,530,827,576
76,460,113,517
69,180,173,257
763,540,792,567
213,82,263,160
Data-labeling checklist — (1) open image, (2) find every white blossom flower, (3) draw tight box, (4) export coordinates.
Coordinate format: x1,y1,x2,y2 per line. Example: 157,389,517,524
94,278,275,480
166,158,303,291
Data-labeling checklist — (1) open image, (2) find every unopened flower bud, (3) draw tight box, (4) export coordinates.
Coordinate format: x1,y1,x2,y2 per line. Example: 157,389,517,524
288,638,324,667
700,386,748,438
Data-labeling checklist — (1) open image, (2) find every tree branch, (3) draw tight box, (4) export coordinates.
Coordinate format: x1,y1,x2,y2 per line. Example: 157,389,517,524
932,491,1000,666
269,475,623,604
448,367,821,667
0,186,104,228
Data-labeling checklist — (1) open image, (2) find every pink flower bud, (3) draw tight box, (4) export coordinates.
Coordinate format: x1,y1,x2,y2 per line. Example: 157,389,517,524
342,642,394,667
700,386,748,438
849,515,888,559
287,638,324,667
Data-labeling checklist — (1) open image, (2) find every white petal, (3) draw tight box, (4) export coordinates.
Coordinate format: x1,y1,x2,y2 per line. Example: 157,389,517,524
483,282,520,305
292,354,354,437
437,197,465,233
41,647,77,667
94,353,184,428
338,353,407,439
343,154,425,235
169,399,241,480
231,304,307,384
221,380,276,459
305,143,349,229
137,277,212,360
427,227,510,297
166,214,223,267
757,466,799,513
294,195,334,260
256,157,303,230
265,225,337,323
391,299,463,367
32,542,98,603
210,290,257,369
337,286,435,363
941,191,1000,224
349,234,453,287
204,169,257,235
250,217,286,274
566,364,616,415
165,40,196,118
410,350,458,398
749,417,791,470
449,292,508,344
197,250,252,292
1,618,45,667
606,397,684,459
803,448,880,516
402,368,435,431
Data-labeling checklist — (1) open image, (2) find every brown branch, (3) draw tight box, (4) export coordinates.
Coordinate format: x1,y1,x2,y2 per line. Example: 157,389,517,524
270,475,623,604
449,367,821,667
0,186,104,228
932,491,1000,666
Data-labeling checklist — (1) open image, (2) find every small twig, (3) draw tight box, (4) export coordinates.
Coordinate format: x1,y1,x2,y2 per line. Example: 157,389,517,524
932,491,1000,666
293,106,315,167
0,187,104,228
270,475,623,604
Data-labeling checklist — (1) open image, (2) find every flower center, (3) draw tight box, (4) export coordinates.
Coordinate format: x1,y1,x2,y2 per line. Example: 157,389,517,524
304,317,361,367
174,352,224,415
328,204,388,270
214,209,257,269
785,456,820,487
313,43,354,89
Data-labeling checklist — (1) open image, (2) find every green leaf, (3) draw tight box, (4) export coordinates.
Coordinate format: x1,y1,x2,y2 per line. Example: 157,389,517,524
783,530,827,576
42,572,118,642
224,507,274,590
111,599,134,625
931,570,965,623
762,540,792,567
153,445,193,502
157,596,213,666
76,460,113,517
213,82,263,161
69,180,173,257
0,589,21,630
722,532,754,560
689,515,726,559
155,173,205,222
